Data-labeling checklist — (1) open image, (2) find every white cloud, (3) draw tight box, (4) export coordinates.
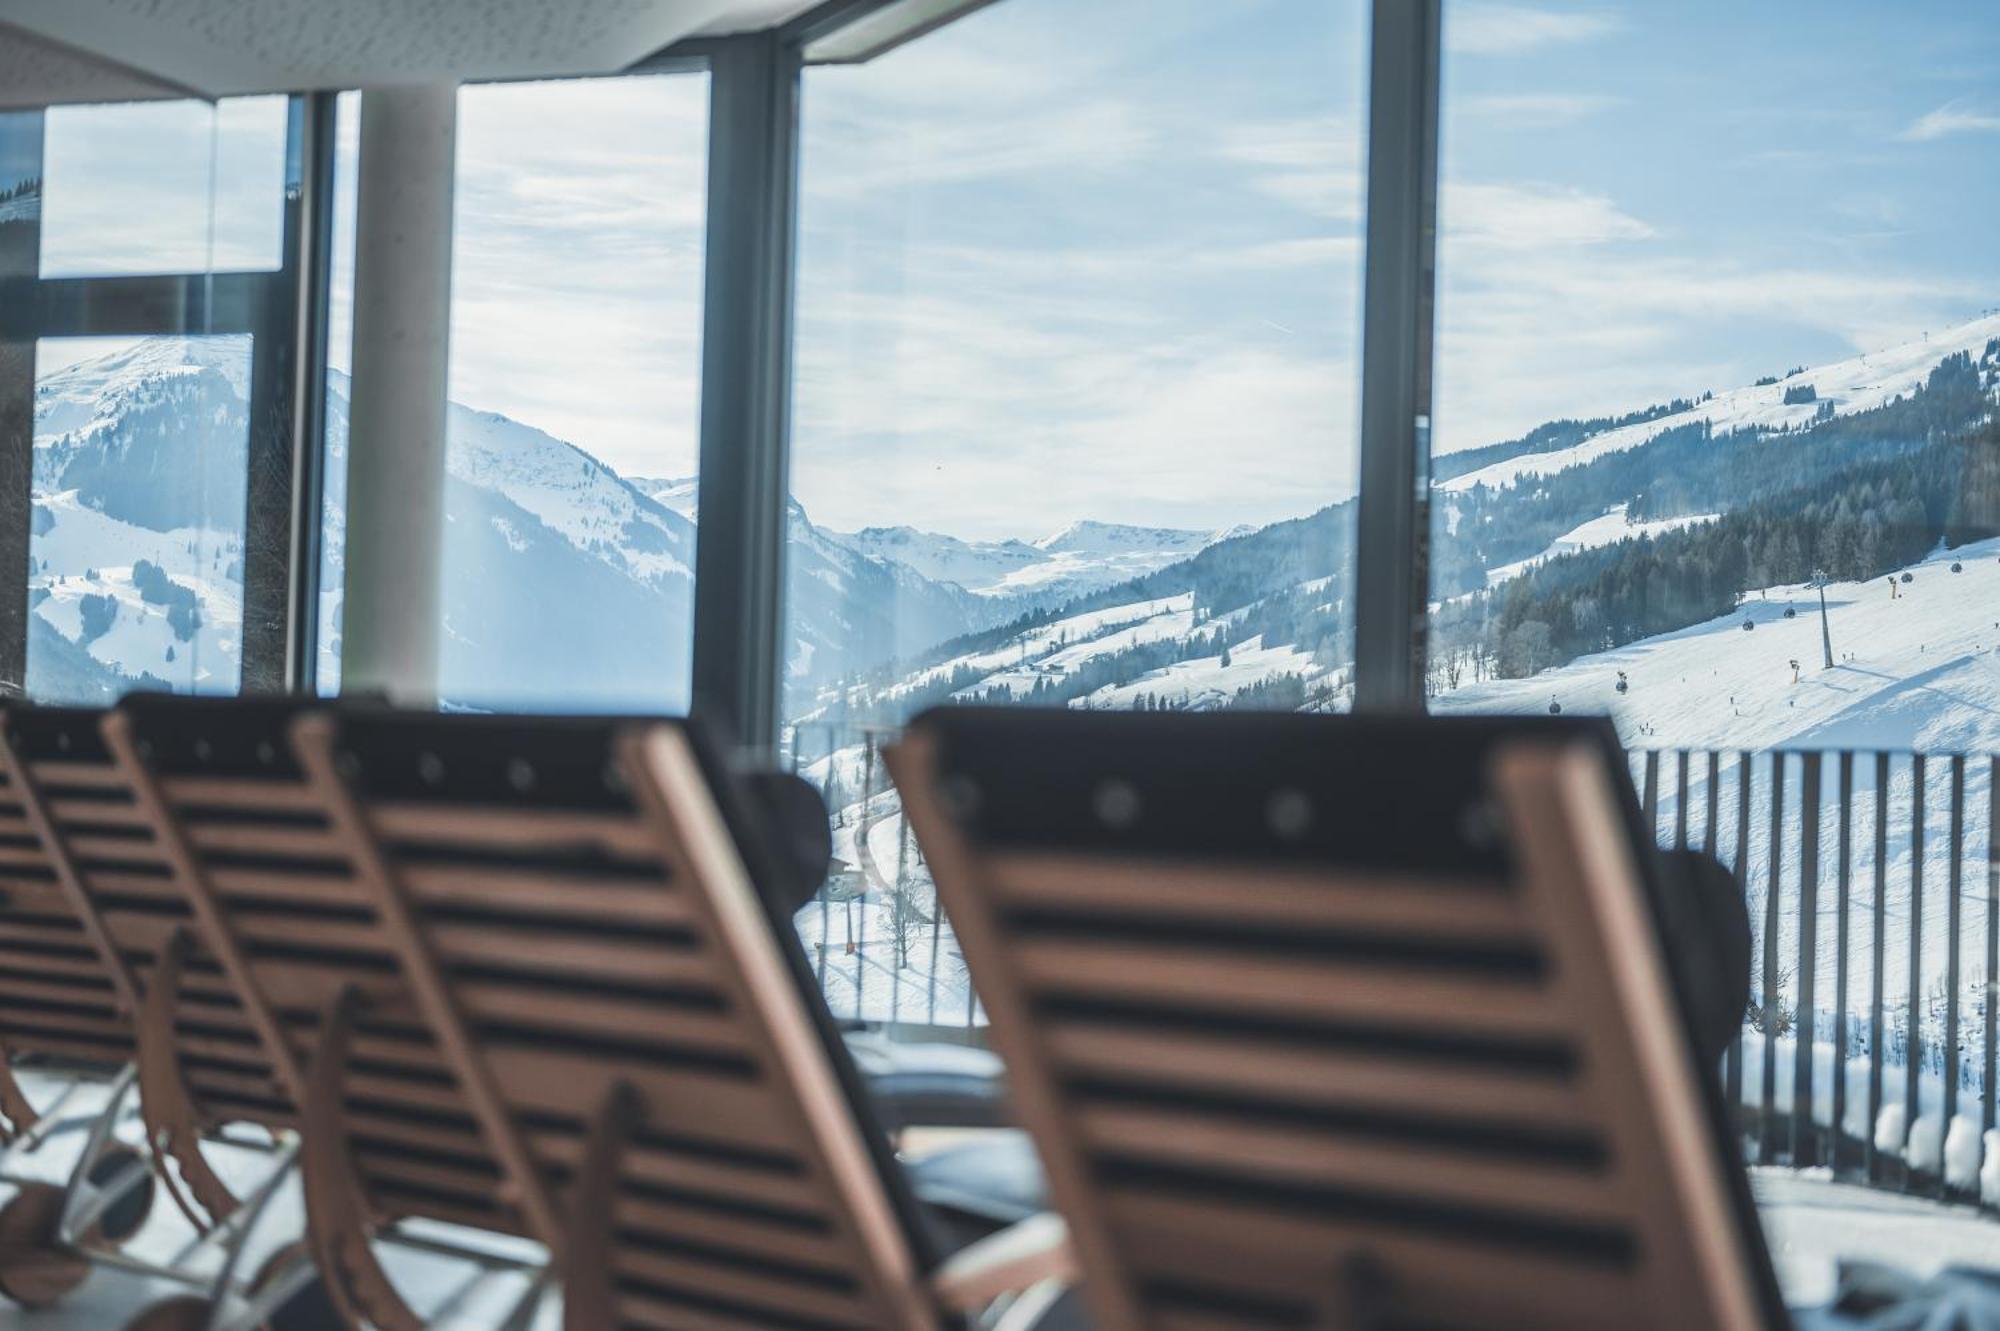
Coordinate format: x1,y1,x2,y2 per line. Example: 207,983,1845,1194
1445,181,1655,250
1222,117,1365,222
1462,92,1621,127
1433,244,1969,455
790,234,1361,538
1902,101,2000,142
1447,3,1619,57
443,76,710,479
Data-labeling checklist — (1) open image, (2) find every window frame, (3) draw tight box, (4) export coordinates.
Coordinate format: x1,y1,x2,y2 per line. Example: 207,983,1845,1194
1,1,1449,740
0,92,338,699
682,0,1445,751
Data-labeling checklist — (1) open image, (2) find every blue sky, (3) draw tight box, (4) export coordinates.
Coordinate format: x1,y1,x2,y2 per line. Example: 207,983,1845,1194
24,0,2000,543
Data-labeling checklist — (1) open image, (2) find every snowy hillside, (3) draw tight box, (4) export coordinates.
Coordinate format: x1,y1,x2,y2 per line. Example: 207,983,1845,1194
1437,539,2000,753
1482,503,1718,588
1443,313,2000,494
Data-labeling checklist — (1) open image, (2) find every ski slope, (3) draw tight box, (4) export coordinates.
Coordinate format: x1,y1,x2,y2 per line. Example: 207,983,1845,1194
1436,538,2000,753
1442,313,2000,494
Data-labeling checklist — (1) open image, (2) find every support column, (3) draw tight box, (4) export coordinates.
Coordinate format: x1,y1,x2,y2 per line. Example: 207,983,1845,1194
340,85,455,704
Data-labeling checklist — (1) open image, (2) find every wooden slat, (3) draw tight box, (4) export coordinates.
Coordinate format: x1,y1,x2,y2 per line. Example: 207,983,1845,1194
987,852,1524,936
1109,1191,1634,1331
183,823,342,860
1014,939,1561,1035
427,924,711,986
158,776,320,813
482,1046,787,1149
401,863,693,926
26,760,130,790
611,1244,875,1328
1045,1022,1587,1130
371,802,662,859
1080,1103,1621,1226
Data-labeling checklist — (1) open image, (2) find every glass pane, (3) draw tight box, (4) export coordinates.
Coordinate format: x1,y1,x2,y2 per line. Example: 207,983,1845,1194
1425,0,2000,1299
786,0,1368,1027
39,97,287,277
318,76,708,708
28,335,250,701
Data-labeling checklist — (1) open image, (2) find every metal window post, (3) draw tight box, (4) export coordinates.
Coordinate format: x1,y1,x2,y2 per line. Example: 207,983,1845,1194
690,32,802,755
1352,0,1442,712
242,92,338,695
0,111,43,698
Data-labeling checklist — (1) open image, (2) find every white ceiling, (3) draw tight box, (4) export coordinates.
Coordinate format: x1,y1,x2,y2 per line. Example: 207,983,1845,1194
0,21,187,108
0,0,827,101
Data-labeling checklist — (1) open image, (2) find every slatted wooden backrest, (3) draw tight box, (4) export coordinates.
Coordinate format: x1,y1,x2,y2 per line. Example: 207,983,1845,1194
0,704,136,1071
890,708,1789,1331
292,709,948,1331
109,694,533,1241
2,703,285,1128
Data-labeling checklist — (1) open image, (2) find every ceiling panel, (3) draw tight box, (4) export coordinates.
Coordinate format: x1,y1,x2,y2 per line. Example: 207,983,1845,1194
0,0,824,98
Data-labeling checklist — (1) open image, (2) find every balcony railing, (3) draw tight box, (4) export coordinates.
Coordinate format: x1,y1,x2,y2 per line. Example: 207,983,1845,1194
1637,749,2000,1203
787,721,2000,1202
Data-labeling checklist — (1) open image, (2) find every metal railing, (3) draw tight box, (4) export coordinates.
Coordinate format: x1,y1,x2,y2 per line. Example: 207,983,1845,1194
1634,749,2000,1201
785,721,984,1037
788,720,2000,1202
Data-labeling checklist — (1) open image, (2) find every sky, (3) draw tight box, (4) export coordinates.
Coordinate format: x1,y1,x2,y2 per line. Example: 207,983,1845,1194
23,0,2000,543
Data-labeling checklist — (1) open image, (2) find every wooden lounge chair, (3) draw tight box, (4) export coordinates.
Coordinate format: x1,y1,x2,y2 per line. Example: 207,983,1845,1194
285,707,1075,1331
889,708,1791,1331
105,693,551,1330
0,702,237,1306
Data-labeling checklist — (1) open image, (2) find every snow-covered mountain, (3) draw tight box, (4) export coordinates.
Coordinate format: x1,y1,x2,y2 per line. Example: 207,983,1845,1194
826,518,1229,607
22,310,1997,746
25,339,1240,710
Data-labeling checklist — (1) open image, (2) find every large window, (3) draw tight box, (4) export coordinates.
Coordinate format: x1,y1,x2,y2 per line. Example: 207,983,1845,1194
783,0,1368,1023
8,98,296,704
316,75,709,710
1421,2,2000,1294
1424,3,1999,748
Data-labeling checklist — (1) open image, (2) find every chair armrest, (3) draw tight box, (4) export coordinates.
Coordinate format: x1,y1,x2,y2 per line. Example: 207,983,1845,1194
930,1211,1076,1313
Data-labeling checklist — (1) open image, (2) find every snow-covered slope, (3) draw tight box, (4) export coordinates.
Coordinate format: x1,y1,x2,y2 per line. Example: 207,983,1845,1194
1443,313,2000,494
1437,538,2000,753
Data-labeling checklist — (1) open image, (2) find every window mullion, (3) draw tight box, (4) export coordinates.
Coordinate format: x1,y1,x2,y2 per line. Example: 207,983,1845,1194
1352,0,1442,713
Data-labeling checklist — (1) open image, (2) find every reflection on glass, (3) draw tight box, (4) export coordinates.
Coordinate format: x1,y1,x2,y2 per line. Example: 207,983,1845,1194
40,97,287,277
27,336,250,701
782,0,1368,1027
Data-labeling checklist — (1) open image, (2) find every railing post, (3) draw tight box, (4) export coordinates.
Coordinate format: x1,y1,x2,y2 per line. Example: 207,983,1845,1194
1762,752,1784,1161
1943,755,1965,1196
1793,752,1821,1165
1833,751,1853,1172
1986,756,1999,1146
1673,750,1690,851
1729,751,1753,1127
1907,756,1926,1186
1867,751,1889,1183
1642,751,1660,839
